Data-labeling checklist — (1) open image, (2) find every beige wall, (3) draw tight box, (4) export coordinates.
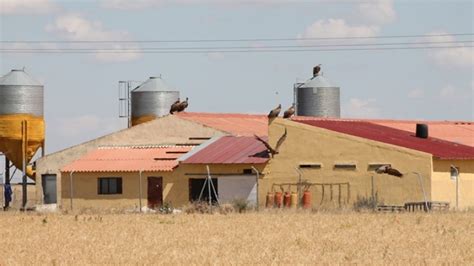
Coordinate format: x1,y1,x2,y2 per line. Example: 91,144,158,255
432,159,474,209
60,164,265,210
259,119,434,208
36,115,227,207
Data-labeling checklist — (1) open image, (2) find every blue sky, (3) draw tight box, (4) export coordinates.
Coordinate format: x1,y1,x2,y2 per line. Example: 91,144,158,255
0,0,473,156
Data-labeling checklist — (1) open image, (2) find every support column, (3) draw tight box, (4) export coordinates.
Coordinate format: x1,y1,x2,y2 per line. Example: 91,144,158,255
4,156,10,209
21,120,28,210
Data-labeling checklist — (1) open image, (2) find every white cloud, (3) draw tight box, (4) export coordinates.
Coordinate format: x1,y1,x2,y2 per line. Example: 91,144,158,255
439,85,457,98
46,14,141,62
423,31,474,68
298,19,379,41
344,98,380,118
357,0,396,25
0,0,58,14
407,88,424,99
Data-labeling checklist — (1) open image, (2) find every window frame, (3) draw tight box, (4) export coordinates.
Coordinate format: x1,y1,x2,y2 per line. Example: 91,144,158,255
98,177,123,195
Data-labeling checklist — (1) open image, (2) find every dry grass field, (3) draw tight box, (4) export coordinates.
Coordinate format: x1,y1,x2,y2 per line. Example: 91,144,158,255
0,210,473,264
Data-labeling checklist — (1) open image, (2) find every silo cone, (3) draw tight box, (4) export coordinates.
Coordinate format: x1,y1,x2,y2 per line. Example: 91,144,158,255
0,115,44,178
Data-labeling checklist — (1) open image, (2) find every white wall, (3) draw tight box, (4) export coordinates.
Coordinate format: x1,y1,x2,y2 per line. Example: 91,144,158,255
218,175,256,205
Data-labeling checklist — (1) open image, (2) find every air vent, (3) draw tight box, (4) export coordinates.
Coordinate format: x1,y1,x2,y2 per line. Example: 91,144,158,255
188,137,212,141
368,163,391,171
334,163,356,170
299,163,322,169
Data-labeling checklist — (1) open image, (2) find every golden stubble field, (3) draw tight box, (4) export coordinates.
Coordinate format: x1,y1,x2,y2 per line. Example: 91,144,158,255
0,211,473,264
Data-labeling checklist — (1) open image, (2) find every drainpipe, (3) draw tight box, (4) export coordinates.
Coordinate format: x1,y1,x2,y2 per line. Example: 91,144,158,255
69,170,75,211
451,165,459,210
412,172,429,211
139,169,143,213
251,166,260,211
295,167,303,207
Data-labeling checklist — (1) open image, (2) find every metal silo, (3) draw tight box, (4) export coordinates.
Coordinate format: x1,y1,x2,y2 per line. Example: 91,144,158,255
131,76,179,126
295,67,340,118
0,69,45,207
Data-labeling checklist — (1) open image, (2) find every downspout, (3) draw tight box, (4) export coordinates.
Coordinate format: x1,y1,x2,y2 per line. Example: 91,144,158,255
69,170,75,211
139,169,143,212
295,167,303,207
251,166,260,211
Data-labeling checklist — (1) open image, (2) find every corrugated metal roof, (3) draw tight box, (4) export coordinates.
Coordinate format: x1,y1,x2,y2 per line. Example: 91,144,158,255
132,76,175,92
62,146,193,173
177,112,268,136
182,136,269,164
300,75,337,88
293,117,474,147
295,119,474,160
0,69,42,86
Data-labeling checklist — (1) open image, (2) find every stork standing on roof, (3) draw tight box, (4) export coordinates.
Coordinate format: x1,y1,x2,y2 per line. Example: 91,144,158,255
283,104,295,119
170,98,180,114
268,104,281,119
177,97,189,112
313,64,322,76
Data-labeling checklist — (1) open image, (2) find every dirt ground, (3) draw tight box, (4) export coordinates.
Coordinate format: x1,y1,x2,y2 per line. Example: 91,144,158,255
0,210,473,264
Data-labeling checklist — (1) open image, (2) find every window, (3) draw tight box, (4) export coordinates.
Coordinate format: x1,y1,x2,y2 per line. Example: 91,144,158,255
299,163,322,169
98,178,122,195
334,163,357,170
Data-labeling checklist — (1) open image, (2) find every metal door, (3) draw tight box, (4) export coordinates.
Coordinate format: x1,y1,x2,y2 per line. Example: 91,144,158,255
42,174,57,204
147,177,163,209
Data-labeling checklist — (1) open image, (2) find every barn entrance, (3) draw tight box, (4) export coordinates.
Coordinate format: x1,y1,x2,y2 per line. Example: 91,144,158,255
42,174,57,204
147,177,163,209
189,178,218,203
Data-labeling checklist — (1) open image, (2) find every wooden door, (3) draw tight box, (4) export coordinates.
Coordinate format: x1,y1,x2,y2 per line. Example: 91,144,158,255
147,177,163,209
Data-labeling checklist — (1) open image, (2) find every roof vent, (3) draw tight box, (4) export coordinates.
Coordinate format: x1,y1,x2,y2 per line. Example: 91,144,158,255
416,123,429,139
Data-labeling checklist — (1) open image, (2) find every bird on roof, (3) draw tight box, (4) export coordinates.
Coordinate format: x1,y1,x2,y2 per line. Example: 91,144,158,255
313,64,322,76
283,104,295,119
375,165,403,178
254,127,287,158
268,104,282,119
169,98,180,114
177,97,189,112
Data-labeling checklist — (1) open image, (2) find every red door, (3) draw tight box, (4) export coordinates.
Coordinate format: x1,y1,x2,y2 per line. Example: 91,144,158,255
147,177,163,209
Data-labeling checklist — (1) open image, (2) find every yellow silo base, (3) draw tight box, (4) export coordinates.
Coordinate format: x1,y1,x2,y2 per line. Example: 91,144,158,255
0,114,45,179
131,115,157,126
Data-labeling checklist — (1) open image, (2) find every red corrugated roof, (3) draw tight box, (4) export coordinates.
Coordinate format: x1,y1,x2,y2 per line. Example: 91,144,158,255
295,119,474,160
62,146,193,173
293,117,474,147
177,112,268,136
182,136,269,164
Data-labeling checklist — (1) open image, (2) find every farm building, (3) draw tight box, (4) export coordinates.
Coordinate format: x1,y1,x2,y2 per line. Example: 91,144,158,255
35,113,474,210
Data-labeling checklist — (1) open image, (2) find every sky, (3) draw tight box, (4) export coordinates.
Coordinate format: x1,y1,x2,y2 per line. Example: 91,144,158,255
0,0,473,160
